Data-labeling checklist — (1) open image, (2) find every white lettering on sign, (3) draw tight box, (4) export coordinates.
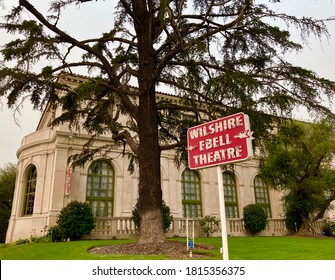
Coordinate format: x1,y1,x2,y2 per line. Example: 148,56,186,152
199,134,232,151
188,115,243,140
193,146,243,166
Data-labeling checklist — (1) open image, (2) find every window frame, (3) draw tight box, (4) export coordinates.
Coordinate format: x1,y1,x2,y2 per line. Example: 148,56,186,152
222,172,239,218
181,169,202,218
22,165,37,216
86,160,115,217
253,175,272,218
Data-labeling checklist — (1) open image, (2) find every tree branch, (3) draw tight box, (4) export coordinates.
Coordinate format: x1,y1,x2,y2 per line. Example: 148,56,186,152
19,0,139,121
112,130,139,154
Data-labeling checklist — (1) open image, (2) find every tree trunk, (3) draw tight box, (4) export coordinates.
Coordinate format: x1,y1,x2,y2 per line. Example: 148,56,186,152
137,88,165,244
297,216,318,236
132,0,165,244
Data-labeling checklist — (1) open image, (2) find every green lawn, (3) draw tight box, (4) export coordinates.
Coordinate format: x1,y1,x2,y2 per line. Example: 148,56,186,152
1,236,335,260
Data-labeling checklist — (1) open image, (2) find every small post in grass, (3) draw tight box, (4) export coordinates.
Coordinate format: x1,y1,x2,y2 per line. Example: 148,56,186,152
186,219,195,257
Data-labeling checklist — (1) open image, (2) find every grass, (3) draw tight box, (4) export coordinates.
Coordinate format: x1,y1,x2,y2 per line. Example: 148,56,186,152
1,236,335,260
227,236,335,260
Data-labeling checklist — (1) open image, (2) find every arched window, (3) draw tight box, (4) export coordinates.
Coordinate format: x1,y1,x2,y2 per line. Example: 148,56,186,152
181,169,202,218
222,172,239,218
254,175,271,218
86,160,114,217
23,165,37,216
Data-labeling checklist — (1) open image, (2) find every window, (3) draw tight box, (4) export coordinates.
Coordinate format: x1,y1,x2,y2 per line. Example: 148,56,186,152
254,175,271,218
181,169,202,218
23,165,37,216
86,160,114,217
222,172,239,218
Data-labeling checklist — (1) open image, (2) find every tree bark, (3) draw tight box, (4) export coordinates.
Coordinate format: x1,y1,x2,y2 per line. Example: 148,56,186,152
133,0,165,244
137,88,165,244
297,215,318,236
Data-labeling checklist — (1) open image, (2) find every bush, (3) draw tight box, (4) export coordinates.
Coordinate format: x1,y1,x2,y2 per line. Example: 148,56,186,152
56,201,95,241
323,221,335,237
14,238,30,245
199,215,219,237
243,204,267,234
30,235,51,243
132,199,173,232
284,208,303,233
49,225,63,242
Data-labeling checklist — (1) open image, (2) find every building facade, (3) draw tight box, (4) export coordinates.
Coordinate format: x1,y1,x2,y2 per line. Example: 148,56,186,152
6,74,332,243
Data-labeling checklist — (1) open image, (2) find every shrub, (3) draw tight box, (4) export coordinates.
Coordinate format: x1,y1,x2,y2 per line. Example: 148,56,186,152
49,225,63,242
199,215,220,237
56,201,95,241
14,238,30,245
284,208,303,233
243,204,267,234
30,235,51,243
132,199,173,232
323,221,335,237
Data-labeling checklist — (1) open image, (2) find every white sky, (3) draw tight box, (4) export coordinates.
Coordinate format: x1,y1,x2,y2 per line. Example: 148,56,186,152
0,0,335,168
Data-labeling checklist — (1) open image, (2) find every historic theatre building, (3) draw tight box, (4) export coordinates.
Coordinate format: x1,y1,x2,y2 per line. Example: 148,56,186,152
5,74,333,243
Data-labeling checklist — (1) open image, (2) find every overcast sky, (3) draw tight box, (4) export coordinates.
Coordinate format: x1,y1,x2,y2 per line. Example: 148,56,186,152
1,0,335,169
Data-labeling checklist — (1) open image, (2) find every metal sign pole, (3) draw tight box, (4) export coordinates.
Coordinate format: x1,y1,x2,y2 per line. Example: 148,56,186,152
186,219,195,257
186,218,189,249
217,165,229,260
192,218,195,249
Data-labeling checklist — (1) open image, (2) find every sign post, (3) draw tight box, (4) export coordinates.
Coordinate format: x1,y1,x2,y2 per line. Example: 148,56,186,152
217,165,229,260
186,219,195,258
187,112,253,260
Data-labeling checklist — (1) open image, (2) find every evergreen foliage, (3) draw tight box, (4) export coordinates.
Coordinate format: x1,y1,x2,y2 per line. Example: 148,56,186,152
56,201,95,241
0,164,16,243
198,215,220,237
132,199,173,233
48,225,63,242
284,207,303,234
243,204,267,234
260,119,335,235
323,221,335,237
